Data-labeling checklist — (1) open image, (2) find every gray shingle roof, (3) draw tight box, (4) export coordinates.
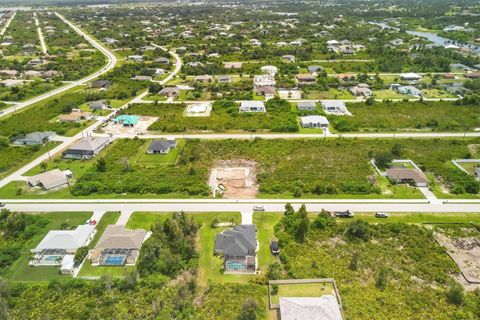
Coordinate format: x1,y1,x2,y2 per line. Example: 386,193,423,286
214,224,257,256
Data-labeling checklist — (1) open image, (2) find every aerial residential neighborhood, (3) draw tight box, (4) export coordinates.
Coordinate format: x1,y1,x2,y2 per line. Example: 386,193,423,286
0,0,479,319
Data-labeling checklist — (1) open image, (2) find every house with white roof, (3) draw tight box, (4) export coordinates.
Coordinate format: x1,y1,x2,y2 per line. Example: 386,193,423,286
30,224,95,274
300,115,329,129
279,296,343,320
321,100,347,114
239,101,266,113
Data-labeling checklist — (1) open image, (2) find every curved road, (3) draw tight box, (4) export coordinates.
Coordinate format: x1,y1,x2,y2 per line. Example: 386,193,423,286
150,42,182,84
0,12,117,118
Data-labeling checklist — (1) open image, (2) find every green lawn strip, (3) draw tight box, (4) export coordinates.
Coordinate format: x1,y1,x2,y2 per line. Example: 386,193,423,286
253,212,279,273
88,211,121,248
5,212,92,282
77,260,133,278
270,283,335,305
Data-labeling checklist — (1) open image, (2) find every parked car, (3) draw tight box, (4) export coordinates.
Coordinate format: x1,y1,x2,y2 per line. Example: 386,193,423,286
375,212,389,218
270,240,280,255
0,202,5,207
334,210,355,218
253,205,265,212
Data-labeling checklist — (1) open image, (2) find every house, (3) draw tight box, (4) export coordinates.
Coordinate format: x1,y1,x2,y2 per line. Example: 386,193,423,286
239,101,266,113
296,74,316,85
256,86,276,98
131,75,152,81
392,84,422,96
58,112,91,123
254,74,276,88
90,225,150,266
13,131,55,146
89,100,109,110
386,168,428,187
128,55,143,62
154,68,165,75
113,115,140,127
217,75,232,83
321,100,347,114
297,101,317,111
155,57,170,64
214,225,258,273
465,72,480,79
223,62,243,69
91,80,112,89
0,69,18,78
349,84,372,97
308,65,323,74
261,65,278,76
27,169,69,191
279,296,343,320
63,137,110,160
195,75,213,82
147,139,177,154
43,70,60,79
282,55,296,62
159,86,180,98
30,224,96,274
300,115,329,129
24,70,42,78
1,79,22,87
400,73,422,81
27,58,44,66
186,102,212,116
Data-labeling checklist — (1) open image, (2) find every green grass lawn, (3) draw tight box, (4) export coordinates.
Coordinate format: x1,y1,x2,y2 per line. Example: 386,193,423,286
5,212,92,282
269,282,335,305
253,212,279,273
372,89,413,100
305,89,354,100
352,212,480,224
88,211,120,248
78,260,134,278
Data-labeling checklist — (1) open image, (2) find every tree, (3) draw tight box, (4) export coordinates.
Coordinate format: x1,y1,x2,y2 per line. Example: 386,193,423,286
74,246,88,267
375,267,388,290
349,252,360,271
391,143,403,157
96,157,107,172
40,162,47,172
375,152,393,170
295,204,310,243
446,284,465,306
346,220,371,242
313,210,336,230
238,298,258,320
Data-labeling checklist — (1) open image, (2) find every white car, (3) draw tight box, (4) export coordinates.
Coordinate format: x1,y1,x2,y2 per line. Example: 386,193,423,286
253,205,265,212
375,212,389,218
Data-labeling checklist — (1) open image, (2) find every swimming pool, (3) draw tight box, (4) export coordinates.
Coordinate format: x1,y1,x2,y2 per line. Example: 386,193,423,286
226,261,246,270
103,255,125,266
42,255,62,263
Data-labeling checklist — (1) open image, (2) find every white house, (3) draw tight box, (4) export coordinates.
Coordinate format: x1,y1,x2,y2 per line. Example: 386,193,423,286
300,115,329,129
239,101,266,113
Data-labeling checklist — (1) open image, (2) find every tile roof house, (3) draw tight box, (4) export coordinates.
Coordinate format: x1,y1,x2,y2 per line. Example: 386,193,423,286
386,168,428,187
296,74,316,84
147,139,177,154
256,86,276,98
12,131,55,146
300,115,329,129
89,100,109,110
63,137,110,160
90,225,150,266
297,101,317,111
159,86,180,97
214,224,258,273
321,100,347,114
239,101,266,113
279,296,343,320
27,169,69,190
91,80,112,89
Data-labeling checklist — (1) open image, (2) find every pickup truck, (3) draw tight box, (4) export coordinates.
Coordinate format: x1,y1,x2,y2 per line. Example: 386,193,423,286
333,210,355,218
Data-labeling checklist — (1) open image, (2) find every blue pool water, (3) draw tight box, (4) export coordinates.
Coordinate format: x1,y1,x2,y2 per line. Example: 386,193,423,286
44,255,62,262
104,256,125,266
226,261,246,270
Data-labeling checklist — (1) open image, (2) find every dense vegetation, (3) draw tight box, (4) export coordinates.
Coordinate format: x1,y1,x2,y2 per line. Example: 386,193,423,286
269,205,480,319
331,100,480,132
123,98,299,133
70,138,479,197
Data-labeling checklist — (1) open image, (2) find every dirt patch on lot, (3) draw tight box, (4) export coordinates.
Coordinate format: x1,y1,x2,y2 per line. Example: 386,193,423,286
434,232,480,290
208,160,258,198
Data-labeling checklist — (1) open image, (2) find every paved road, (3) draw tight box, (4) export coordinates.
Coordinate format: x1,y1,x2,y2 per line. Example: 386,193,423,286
33,12,47,54
0,11,15,36
2,199,480,214
0,12,117,118
150,43,182,85
101,131,480,140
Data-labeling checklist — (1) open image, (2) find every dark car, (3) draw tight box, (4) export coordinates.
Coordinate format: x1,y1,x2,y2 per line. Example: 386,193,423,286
0,202,5,208
270,240,280,255
334,210,355,218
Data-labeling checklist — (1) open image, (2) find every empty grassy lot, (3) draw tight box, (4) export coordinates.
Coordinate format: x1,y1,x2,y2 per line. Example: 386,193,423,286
331,100,480,132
